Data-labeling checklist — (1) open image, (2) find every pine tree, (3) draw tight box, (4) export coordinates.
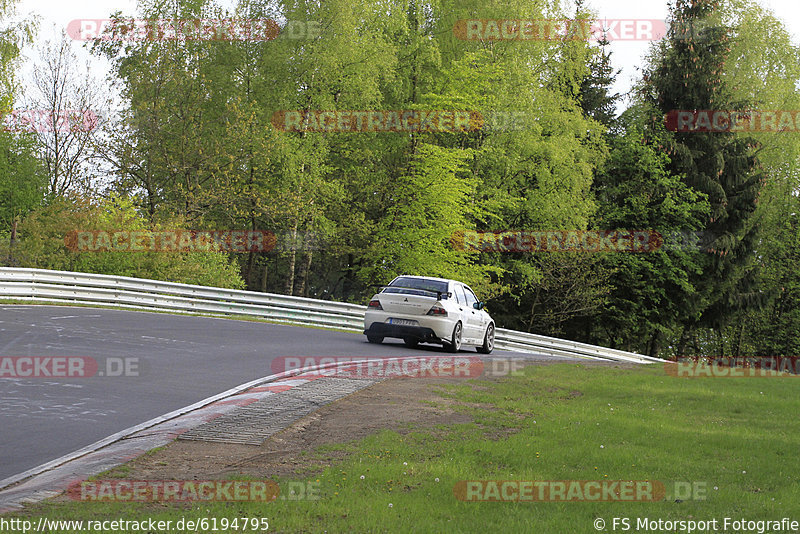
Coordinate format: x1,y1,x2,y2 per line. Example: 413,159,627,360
578,36,620,128
642,0,765,353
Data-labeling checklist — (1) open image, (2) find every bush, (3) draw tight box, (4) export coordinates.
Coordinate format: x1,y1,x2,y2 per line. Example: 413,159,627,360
3,195,245,289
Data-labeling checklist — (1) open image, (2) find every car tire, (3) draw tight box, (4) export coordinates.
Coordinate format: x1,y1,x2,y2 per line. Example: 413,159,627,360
367,335,384,344
403,337,419,347
476,323,495,354
447,322,462,353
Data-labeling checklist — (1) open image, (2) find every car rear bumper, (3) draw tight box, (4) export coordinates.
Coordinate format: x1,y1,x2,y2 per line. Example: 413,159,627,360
364,322,443,343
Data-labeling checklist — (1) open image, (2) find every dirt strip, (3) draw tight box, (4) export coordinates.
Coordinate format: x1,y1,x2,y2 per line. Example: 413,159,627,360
91,361,634,483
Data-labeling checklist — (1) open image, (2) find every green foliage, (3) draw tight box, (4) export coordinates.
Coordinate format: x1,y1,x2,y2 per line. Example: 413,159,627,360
709,0,800,356
0,130,45,238
642,0,765,346
0,0,37,101
358,142,495,291
7,0,800,358
578,37,620,128
734,198,800,357
8,195,244,288
0,0,46,264
587,106,710,354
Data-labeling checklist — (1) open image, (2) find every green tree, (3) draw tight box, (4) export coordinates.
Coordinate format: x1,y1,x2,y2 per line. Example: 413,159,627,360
0,0,44,264
746,205,800,356
587,105,710,355
716,0,800,356
642,0,765,353
578,36,620,129
0,131,45,265
12,195,244,287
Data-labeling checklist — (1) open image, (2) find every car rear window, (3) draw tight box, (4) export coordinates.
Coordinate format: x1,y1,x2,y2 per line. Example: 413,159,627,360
383,277,449,298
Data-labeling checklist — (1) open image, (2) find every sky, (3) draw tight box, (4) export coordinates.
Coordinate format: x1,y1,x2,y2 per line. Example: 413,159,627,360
11,0,800,109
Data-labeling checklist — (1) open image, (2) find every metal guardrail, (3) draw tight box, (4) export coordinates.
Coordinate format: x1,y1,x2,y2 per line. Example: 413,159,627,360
0,267,661,364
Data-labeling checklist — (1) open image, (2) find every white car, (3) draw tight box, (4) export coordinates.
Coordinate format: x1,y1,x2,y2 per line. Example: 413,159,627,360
363,275,495,353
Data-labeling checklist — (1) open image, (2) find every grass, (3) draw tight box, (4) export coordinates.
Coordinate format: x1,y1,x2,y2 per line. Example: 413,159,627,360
6,363,800,533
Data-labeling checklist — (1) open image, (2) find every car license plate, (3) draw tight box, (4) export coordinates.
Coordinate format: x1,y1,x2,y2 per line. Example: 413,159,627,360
389,318,418,326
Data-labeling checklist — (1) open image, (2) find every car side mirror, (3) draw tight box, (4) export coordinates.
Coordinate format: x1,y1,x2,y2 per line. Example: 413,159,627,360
473,301,484,310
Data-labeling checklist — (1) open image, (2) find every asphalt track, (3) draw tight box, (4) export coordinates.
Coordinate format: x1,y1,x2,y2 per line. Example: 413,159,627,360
0,305,565,483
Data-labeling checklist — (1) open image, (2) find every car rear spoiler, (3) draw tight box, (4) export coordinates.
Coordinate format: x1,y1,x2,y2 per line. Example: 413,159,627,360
374,285,451,300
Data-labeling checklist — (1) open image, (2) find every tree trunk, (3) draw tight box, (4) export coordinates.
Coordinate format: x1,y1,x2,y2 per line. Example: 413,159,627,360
648,330,661,358
283,223,297,295
341,254,355,301
8,219,18,265
527,285,541,333
245,251,255,290
294,250,313,297
691,332,701,356
677,327,690,356
733,320,745,357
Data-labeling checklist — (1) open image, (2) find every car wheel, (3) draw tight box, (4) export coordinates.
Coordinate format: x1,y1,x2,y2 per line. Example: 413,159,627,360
447,322,462,353
403,337,419,347
477,323,495,354
367,335,384,344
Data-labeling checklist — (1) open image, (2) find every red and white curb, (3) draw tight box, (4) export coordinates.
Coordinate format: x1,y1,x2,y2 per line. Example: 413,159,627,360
0,362,371,513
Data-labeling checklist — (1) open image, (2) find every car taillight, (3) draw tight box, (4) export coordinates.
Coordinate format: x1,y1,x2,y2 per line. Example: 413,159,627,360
368,299,383,310
427,304,447,316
